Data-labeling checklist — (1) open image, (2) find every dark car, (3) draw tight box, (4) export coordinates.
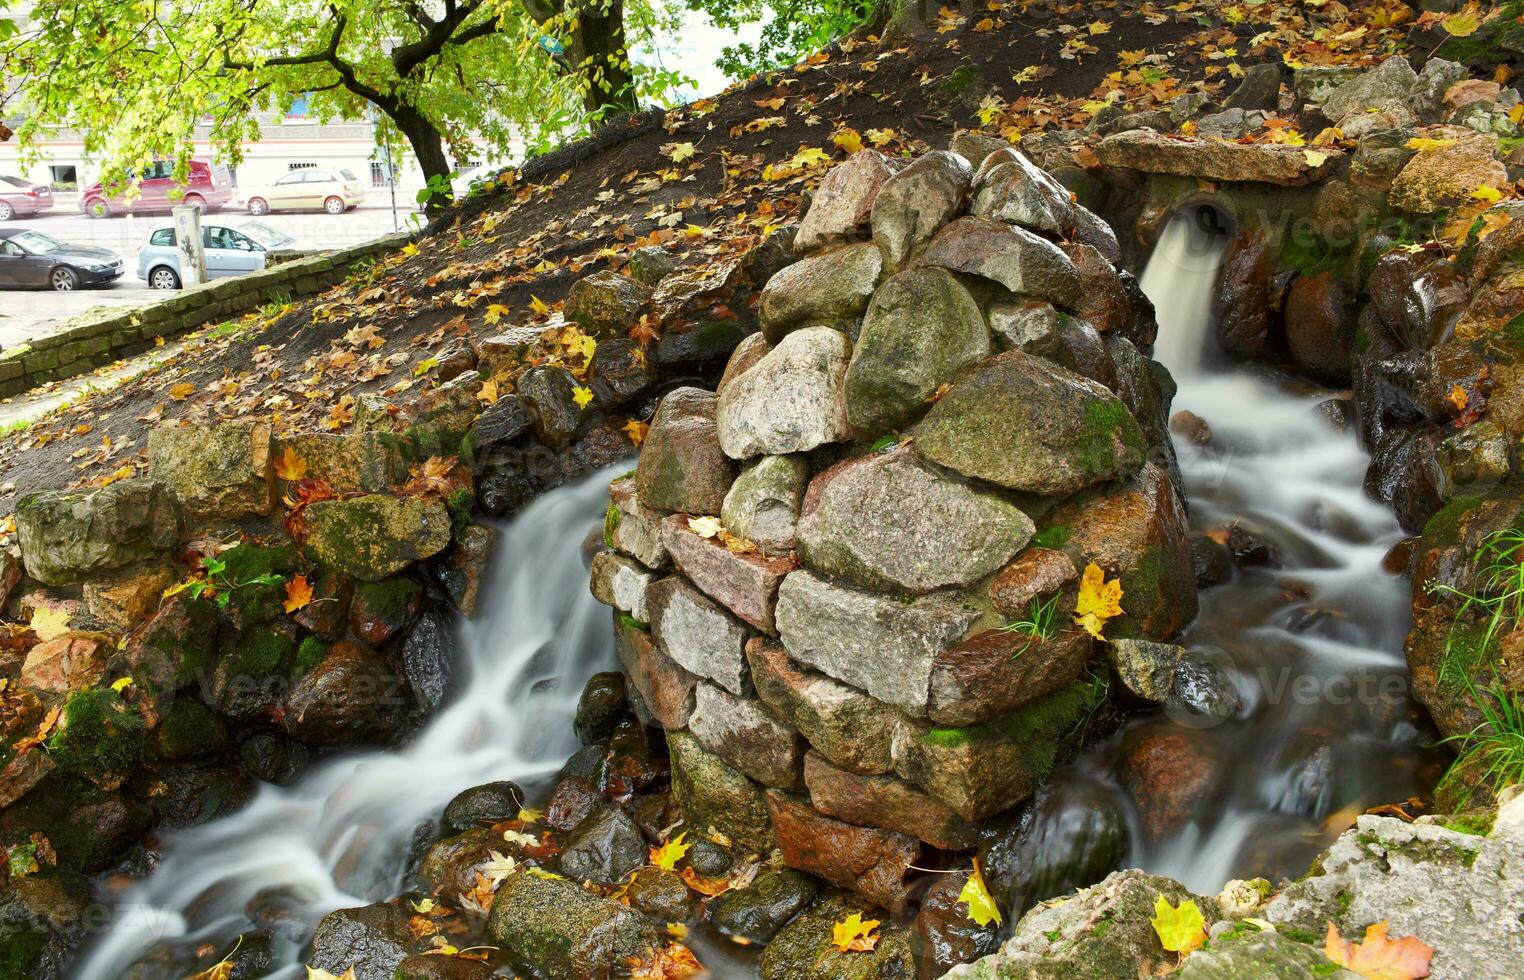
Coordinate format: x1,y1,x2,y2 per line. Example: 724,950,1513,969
0,176,54,222
0,228,125,290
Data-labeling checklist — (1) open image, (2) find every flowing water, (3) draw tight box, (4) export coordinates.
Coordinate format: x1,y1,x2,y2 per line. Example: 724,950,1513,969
74,210,1435,977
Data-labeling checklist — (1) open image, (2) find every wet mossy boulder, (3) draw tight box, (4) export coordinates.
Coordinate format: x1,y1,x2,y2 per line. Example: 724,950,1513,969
281,641,402,747
14,480,176,586
559,805,648,884
0,774,152,871
349,576,424,646
214,539,300,629
212,626,296,721
148,419,274,521
635,387,736,514
707,868,818,944
442,780,525,833
759,892,916,980
625,866,695,922
150,698,228,761
486,869,660,979
1178,929,1360,979
666,729,775,852
303,494,452,582
309,902,415,980
574,671,630,745
45,688,146,788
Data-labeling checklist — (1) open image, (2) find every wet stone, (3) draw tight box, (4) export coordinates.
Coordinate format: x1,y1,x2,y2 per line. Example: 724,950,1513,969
442,780,525,834
559,805,648,885
547,774,605,832
625,866,695,922
708,868,819,944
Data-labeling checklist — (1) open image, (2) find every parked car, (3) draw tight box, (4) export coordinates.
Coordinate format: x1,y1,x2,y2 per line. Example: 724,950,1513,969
79,159,234,218
0,228,124,290
0,176,55,221
136,218,299,289
240,168,365,216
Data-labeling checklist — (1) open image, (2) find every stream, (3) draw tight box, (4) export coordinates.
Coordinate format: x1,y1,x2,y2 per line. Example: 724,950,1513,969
71,210,1434,977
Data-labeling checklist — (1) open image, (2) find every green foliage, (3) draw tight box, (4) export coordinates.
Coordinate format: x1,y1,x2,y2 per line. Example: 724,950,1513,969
999,593,1062,653
685,0,877,78
1431,526,1524,690
1030,525,1072,549
46,689,146,779
1444,672,1524,806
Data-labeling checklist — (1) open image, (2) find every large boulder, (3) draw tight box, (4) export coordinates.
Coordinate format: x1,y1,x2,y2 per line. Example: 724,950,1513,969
843,267,990,437
647,576,751,695
486,869,660,979
795,149,898,253
971,147,1076,235
746,638,896,775
303,494,451,582
1095,129,1340,185
635,387,736,514
272,431,404,494
721,455,809,555
796,445,1034,593
309,904,415,980
758,242,883,343
803,750,979,850
717,326,852,459
775,570,983,716
911,350,1147,496
615,618,696,730
282,641,402,746
15,480,176,585
767,791,920,915
559,805,648,884
148,420,273,520
921,216,1081,307
759,892,917,980
871,149,974,269
564,269,652,335
687,680,804,788
1319,55,1417,124
666,729,775,852
1388,128,1509,214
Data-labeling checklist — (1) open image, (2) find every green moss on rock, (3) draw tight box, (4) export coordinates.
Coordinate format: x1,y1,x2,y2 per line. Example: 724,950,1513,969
46,689,146,781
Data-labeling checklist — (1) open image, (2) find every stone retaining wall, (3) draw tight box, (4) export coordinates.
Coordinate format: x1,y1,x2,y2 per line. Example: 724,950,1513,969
0,232,414,397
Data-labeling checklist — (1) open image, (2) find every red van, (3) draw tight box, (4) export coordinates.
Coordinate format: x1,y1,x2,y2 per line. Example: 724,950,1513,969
79,159,234,218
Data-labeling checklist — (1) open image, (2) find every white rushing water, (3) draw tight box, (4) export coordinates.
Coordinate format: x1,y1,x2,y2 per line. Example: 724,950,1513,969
73,469,623,979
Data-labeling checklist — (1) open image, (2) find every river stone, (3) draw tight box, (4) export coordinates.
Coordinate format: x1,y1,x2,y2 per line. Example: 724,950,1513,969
282,642,401,746
988,547,1079,618
624,866,694,922
635,387,735,515
720,332,772,391
944,869,1220,980
746,638,895,775
717,326,851,459
20,634,109,693
309,903,413,980
911,350,1147,496
589,550,655,622
401,607,455,714
914,871,1002,979
303,494,451,582
767,791,920,915
1320,55,1417,124
871,149,973,269
628,245,680,285
775,570,983,717
971,149,1076,235
1388,127,1509,213
688,680,804,789
988,299,1061,351
486,868,660,980
927,628,1093,727
707,868,818,944
560,805,648,884
647,576,750,695
795,149,897,253
1063,241,1131,336
15,480,177,586
395,954,495,980
1264,801,1524,978
796,446,1033,593
1108,639,1185,701
564,268,652,336
517,365,586,449
758,242,882,343
721,455,808,555
804,750,979,850
468,394,533,451
843,267,990,437
759,892,917,980
272,431,404,494
1178,930,1361,979
666,729,775,852
1094,129,1340,185
588,338,653,406
607,477,668,570
1049,462,1197,641
148,420,273,520
892,679,1101,821
660,515,793,633
443,780,525,833
419,827,502,902
615,617,696,730
921,216,1081,307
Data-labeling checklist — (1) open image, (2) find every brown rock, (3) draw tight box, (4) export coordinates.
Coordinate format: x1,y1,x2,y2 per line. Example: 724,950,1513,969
83,562,178,629
1119,728,1220,843
1389,128,1509,213
546,775,605,832
1212,231,1275,360
1444,78,1501,110
920,216,1081,308
987,548,1078,619
282,641,402,746
349,577,424,646
148,420,274,521
291,569,353,640
746,638,895,775
795,150,898,253
21,633,110,693
912,871,1000,978
804,751,978,851
0,749,54,809
634,387,736,515
659,515,793,633
766,791,919,916
273,432,404,495
1095,129,1340,185
615,617,696,730
718,332,772,393
565,269,653,336
1061,242,1129,334
1284,270,1357,382
436,524,499,618
927,629,1093,727
688,681,804,789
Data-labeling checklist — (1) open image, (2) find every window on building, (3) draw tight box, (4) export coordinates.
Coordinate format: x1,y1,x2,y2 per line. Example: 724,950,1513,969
285,94,312,121
225,166,237,188
369,161,393,188
48,164,78,190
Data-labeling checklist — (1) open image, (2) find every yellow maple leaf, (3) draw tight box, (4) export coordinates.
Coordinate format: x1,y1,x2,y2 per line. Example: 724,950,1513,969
623,419,649,446
169,382,195,400
478,378,499,405
572,385,594,410
1324,921,1433,980
1073,561,1123,640
28,605,71,641
185,960,235,980
973,16,996,32
664,142,697,163
1447,384,1469,411
1088,19,1111,34
1405,136,1458,152
831,912,881,953
529,295,550,316
958,859,1003,927
483,303,511,325
283,573,314,613
866,128,897,146
832,127,865,154
273,445,308,482
1303,149,1330,168
688,515,723,538
1441,6,1481,37
649,831,691,871
1471,185,1504,204
1150,895,1207,953
110,675,134,693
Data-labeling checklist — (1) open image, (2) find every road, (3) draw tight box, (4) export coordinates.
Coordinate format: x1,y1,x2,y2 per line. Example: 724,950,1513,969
0,198,421,344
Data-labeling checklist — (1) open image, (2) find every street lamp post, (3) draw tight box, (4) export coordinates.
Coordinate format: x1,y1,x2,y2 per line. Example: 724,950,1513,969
367,106,400,232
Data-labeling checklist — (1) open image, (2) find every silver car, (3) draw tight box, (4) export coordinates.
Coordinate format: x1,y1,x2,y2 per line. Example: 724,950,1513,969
136,218,298,289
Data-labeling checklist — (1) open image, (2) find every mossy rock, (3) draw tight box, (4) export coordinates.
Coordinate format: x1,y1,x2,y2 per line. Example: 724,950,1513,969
215,540,298,628
303,494,452,582
46,689,146,784
294,635,331,679
759,892,916,980
212,627,297,721
485,870,659,979
0,928,47,980
0,774,152,871
151,698,229,761
666,730,776,853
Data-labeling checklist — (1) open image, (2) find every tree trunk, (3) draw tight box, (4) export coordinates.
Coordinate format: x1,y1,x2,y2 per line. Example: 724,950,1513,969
391,103,454,211
567,0,639,117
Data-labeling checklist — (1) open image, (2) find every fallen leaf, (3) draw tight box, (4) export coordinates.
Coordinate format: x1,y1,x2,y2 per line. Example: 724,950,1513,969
169,382,195,400
1405,136,1458,152
627,941,704,979
688,516,724,539
483,303,511,325
572,385,594,410
664,142,697,163
623,419,649,446
1471,185,1503,204
273,446,308,482
832,127,864,154
832,912,881,953
1073,562,1123,641
1447,384,1469,411
529,295,550,316
283,574,314,613
649,831,691,871
28,605,70,641
1323,921,1433,980
1303,149,1330,167
185,959,235,980
1150,894,1207,953
958,858,1003,927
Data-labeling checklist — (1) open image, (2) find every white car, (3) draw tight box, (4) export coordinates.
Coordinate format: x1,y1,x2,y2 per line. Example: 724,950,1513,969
136,218,299,289
239,168,366,215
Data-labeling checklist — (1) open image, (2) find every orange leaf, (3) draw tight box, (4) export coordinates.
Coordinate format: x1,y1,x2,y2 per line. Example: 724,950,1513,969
273,445,308,482
169,382,195,400
1323,921,1433,980
623,419,650,446
627,942,704,979
283,574,315,613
